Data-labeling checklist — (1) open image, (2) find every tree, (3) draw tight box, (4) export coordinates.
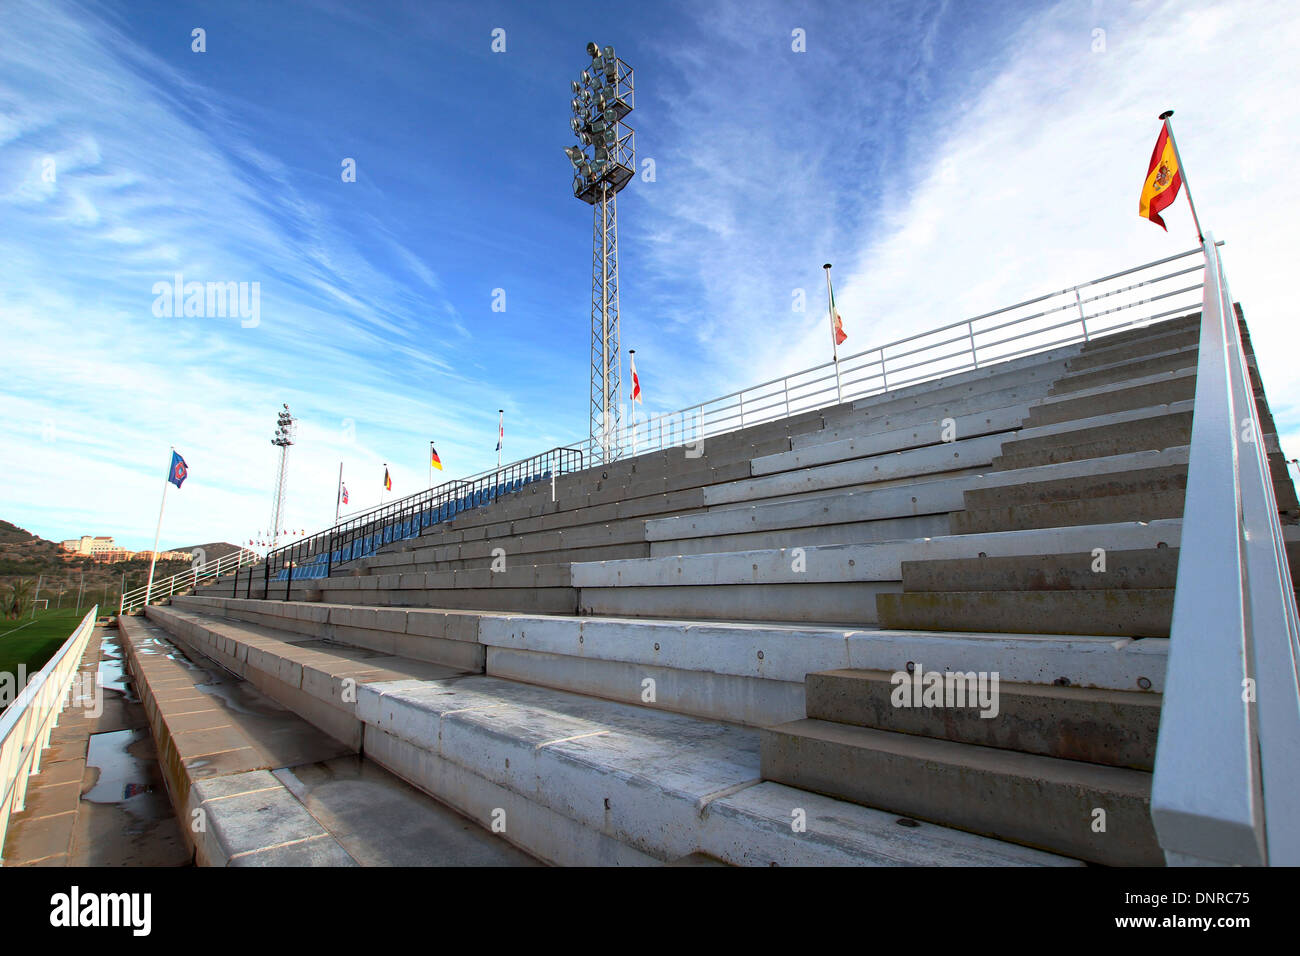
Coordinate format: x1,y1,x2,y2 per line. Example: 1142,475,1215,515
6,578,34,620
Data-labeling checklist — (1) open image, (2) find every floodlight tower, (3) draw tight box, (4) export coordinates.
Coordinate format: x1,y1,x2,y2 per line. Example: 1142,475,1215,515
268,404,295,551
564,41,635,464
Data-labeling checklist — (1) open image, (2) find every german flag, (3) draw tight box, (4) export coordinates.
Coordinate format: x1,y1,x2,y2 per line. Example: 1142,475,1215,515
430,444,443,471
383,466,392,491
1139,121,1182,231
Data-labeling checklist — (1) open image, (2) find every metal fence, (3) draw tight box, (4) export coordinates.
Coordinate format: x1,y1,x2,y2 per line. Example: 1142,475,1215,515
1151,232,1300,866
240,446,583,599
120,548,258,615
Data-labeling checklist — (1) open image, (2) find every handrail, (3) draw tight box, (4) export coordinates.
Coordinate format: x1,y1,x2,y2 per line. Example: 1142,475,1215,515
0,606,98,863
119,548,258,615
1151,232,1300,865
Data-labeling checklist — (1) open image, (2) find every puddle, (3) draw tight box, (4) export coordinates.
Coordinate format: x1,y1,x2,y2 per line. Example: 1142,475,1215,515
82,728,160,814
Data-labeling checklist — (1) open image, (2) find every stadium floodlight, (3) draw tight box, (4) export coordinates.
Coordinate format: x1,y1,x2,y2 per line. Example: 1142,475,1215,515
564,42,635,464
268,404,296,551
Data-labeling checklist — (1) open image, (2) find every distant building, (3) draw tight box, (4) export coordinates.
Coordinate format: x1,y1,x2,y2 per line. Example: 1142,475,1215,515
59,535,134,562
58,535,190,563
134,550,193,562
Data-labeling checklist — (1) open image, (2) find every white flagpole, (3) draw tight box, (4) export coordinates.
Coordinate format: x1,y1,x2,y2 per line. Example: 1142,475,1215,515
823,263,843,404
629,350,638,454
497,409,503,469
334,461,343,524
144,446,173,608
1158,110,1205,244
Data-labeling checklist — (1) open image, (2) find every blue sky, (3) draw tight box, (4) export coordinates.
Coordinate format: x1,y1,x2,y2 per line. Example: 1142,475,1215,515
2,0,1299,551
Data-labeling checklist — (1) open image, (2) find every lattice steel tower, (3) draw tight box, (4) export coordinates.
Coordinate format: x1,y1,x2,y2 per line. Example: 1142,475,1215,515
564,42,635,464
268,404,295,550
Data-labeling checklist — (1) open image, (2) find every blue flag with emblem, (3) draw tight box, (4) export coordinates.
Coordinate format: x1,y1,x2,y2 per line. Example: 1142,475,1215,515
168,451,188,488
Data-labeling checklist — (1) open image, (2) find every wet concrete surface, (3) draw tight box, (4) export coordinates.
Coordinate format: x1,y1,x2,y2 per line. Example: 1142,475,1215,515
2,626,191,866
274,755,540,866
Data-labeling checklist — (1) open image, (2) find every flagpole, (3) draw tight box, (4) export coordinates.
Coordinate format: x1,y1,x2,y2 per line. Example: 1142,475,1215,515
144,446,172,608
497,409,503,469
1158,110,1204,244
823,263,843,404
428,442,433,490
628,350,637,454
334,461,343,524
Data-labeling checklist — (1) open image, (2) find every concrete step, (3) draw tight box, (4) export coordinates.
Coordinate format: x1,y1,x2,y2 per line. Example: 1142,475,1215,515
803,669,1160,769
841,353,1072,421
703,432,1005,508
901,549,1179,592
575,520,1184,625
118,615,533,866
754,403,1028,476
172,594,1171,732
875,589,1174,637
1029,369,1197,427
649,512,950,558
951,489,1185,534
357,674,1077,865
1066,327,1199,371
959,463,1187,511
759,718,1161,865
1050,346,1200,395
1079,313,1200,351
799,381,1044,448
992,411,1193,471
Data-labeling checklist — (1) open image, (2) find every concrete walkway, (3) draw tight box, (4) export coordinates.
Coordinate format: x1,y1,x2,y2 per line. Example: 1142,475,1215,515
1,625,189,866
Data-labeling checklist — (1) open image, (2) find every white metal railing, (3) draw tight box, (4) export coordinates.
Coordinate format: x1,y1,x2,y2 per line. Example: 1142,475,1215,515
119,549,258,615
1151,232,1300,866
579,246,1213,462
0,606,98,863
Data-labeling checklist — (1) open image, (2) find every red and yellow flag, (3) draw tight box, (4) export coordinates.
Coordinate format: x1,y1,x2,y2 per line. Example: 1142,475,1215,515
1139,121,1182,231
383,466,392,491
430,445,443,471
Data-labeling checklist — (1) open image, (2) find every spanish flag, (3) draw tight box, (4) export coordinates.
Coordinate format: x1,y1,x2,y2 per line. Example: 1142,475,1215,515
383,466,392,491
430,444,443,471
1139,121,1182,231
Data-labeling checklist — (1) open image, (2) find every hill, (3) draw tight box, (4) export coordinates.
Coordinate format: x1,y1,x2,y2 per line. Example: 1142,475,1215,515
0,520,251,612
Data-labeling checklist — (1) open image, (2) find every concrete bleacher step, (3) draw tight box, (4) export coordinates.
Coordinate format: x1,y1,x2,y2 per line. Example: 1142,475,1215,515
171,593,1169,729
876,589,1174,637
1049,345,1200,395
759,718,1162,866
117,615,534,866
803,669,1159,769
991,410,1193,471
1030,369,1197,427
574,519,1183,625
1064,327,1199,372
141,602,1076,866
951,488,1185,534
901,548,1179,592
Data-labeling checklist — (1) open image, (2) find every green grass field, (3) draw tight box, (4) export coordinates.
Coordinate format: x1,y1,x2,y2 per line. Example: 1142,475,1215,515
0,605,95,693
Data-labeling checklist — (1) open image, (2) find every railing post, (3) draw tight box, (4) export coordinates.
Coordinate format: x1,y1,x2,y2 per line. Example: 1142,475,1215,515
880,349,889,390
784,379,790,417
967,321,979,368
1074,288,1089,341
